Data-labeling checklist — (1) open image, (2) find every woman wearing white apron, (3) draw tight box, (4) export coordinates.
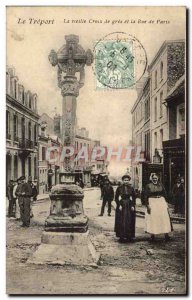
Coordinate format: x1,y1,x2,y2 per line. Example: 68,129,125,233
144,173,172,242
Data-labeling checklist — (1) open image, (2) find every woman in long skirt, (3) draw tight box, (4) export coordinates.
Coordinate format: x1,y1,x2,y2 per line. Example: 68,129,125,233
144,173,172,241
115,174,136,243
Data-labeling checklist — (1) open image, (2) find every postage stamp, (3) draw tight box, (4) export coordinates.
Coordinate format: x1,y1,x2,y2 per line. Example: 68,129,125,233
94,32,147,89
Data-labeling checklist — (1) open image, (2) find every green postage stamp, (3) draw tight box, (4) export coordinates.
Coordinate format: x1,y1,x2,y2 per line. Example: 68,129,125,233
94,32,147,89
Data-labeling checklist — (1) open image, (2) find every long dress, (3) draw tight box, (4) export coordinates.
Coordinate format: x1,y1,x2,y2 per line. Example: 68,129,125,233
115,184,136,240
144,182,172,235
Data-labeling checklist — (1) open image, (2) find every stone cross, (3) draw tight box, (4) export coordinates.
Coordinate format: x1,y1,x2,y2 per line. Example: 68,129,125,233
48,35,93,171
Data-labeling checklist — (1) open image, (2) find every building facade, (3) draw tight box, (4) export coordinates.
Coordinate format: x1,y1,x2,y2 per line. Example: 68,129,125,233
131,40,185,196
6,67,39,184
131,78,151,191
163,75,185,194
38,117,61,194
149,40,185,162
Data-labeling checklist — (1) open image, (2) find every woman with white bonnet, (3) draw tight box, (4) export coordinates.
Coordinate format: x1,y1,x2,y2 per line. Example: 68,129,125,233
144,173,172,242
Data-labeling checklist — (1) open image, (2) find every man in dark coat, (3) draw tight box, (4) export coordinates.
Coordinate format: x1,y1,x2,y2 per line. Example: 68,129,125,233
99,179,114,216
172,177,185,214
115,174,136,242
7,179,15,217
16,176,32,227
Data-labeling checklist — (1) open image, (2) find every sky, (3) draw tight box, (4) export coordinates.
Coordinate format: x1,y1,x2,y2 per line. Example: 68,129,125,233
6,7,185,175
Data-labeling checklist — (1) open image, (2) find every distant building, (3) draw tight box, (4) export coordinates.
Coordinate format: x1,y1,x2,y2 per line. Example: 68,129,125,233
38,116,61,194
6,66,39,184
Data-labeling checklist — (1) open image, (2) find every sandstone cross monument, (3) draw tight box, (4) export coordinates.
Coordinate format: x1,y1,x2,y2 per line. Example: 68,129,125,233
28,35,99,266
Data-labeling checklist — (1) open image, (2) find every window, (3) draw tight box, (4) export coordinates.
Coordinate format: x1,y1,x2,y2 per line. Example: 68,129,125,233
144,131,150,161
34,124,37,143
154,132,157,150
160,61,163,80
14,79,17,99
160,129,163,148
34,157,37,178
28,122,31,141
22,89,25,104
13,115,18,140
145,96,150,121
28,157,31,176
14,155,18,180
21,118,25,140
42,147,46,161
29,96,32,109
154,97,157,121
6,110,10,139
154,70,157,89
160,91,163,117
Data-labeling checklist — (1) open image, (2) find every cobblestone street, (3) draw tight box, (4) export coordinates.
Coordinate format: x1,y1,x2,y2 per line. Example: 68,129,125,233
6,188,186,295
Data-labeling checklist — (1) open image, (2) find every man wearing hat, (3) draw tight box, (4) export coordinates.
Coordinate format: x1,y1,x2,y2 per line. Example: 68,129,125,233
99,178,114,216
115,174,136,243
16,176,33,227
7,179,15,218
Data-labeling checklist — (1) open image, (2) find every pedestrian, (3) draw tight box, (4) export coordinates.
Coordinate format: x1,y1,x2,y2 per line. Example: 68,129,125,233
144,173,172,242
16,176,33,227
79,178,84,189
13,178,21,219
28,176,34,218
7,179,15,218
98,179,114,217
32,179,38,202
114,174,136,243
172,176,185,214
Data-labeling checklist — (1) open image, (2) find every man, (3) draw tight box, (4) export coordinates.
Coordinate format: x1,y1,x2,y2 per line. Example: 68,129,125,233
32,179,38,202
172,176,185,214
16,176,32,227
7,179,14,218
99,179,114,216
13,178,21,219
28,176,35,218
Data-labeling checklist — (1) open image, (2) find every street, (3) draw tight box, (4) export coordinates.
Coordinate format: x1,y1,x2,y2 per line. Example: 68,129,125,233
6,188,186,295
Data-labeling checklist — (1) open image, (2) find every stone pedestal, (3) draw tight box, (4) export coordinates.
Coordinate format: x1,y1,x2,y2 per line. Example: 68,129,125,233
28,231,99,266
28,35,97,266
28,183,100,266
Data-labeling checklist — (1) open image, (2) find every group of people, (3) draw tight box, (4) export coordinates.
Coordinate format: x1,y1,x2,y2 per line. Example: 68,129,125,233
7,176,38,227
99,173,173,243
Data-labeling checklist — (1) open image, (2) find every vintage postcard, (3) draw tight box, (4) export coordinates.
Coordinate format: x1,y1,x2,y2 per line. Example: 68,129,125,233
6,6,187,295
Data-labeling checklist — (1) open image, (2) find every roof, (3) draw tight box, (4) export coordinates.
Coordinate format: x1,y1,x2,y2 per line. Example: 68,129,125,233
148,39,185,71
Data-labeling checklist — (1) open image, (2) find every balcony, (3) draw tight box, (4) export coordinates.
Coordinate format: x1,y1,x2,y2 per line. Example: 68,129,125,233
18,138,34,149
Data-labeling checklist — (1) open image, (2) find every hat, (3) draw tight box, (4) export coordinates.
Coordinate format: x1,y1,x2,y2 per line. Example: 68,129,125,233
122,174,131,181
20,176,26,180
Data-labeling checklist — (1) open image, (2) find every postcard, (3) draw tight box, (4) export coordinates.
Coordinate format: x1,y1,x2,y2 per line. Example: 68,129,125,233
6,6,187,295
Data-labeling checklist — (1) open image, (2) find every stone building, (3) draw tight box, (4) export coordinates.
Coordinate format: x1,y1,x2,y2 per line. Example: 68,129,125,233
131,77,151,192
131,40,185,195
6,66,39,184
148,40,185,163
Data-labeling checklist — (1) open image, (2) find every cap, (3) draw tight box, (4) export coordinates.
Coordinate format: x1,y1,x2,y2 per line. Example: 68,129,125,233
122,174,131,181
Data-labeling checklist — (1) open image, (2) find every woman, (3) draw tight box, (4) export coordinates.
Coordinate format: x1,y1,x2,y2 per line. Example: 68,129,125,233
144,173,172,241
115,174,136,243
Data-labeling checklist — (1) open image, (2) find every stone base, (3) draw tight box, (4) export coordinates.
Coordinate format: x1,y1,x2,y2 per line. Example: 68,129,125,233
28,231,100,266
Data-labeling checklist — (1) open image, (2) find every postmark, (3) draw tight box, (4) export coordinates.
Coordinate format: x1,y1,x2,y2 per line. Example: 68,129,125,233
93,32,147,89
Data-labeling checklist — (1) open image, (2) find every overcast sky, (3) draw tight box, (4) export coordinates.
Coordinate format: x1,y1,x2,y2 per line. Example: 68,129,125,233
7,7,185,175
